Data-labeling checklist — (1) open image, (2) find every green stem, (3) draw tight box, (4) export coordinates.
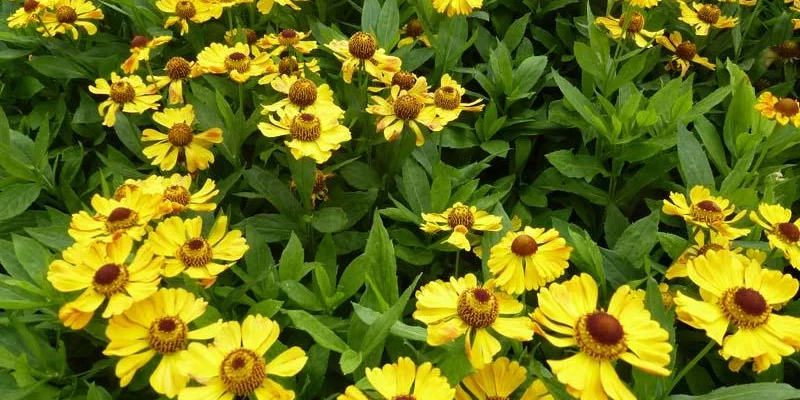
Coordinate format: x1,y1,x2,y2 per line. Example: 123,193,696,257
238,83,245,114
454,250,461,277
666,341,716,395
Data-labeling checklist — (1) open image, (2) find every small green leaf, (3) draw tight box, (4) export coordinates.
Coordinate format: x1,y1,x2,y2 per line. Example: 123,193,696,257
284,310,349,353
612,210,659,267
669,383,800,400
677,125,715,189
545,149,609,181
0,184,40,222
312,208,349,233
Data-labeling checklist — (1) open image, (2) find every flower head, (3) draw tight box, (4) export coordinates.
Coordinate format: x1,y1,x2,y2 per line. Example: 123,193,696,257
399,19,431,47
488,226,573,294
657,31,715,77
367,78,443,146
88,73,161,127
625,0,659,8
256,0,306,13
662,185,750,239
666,229,737,279
750,203,800,268
754,92,800,127
421,202,502,251
456,357,553,400
432,0,483,16
156,0,222,35
149,56,195,104
115,174,218,216
122,35,172,74
326,32,402,83
338,357,455,400
432,74,485,124
679,2,738,36
194,42,275,83
224,27,258,47
595,12,663,48
258,55,320,85
142,104,223,172
37,0,104,39
68,190,162,243
7,0,49,29
258,107,351,163
256,29,317,56
261,75,343,116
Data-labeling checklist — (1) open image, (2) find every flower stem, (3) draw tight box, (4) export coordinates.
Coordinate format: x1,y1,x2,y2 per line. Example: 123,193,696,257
455,250,461,277
666,340,716,395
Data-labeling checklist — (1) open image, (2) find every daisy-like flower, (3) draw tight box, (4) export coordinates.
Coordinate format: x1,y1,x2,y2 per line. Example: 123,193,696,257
256,0,306,13
666,229,736,279
115,174,219,216
625,0,659,8
656,32,715,77
257,55,320,85
148,56,195,104
720,0,755,5
750,203,800,268
194,42,274,83
398,19,432,47
141,104,223,172
68,190,162,243
104,288,221,398
121,35,172,74
754,92,800,127
532,273,672,400
679,2,737,36
369,70,419,92
487,226,573,295
674,249,800,373
201,0,253,8
258,107,351,163
767,40,800,64
261,75,343,116
420,202,502,251
88,73,161,127
179,314,308,400
366,78,443,146
432,0,483,16
37,0,104,39
413,273,535,368
256,28,317,56
156,0,222,35
432,74,485,124
595,12,663,48
224,27,258,48
456,357,553,400
47,237,163,329
7,0,49,29
326,32,402,83
338,357,455,400
661,185,750,239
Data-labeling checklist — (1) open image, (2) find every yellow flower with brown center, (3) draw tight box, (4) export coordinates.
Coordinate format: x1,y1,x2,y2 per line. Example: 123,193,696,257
47,236,163,330
88,72,161,127
398,19,432,47
261,75,343,116
487,226,573,295
338,357,455,400
37,0,104,39
148,56,195,104
156,0,222,35
104,288,221,397
68,190,162,243
532,273,672,400
178,314,308,400
257,55,320,85
326,32,402,83
413,274,535,368
679,2,738,36
662,185,750,239
121,35,172,74
194,42,275,83
754,92,800,127
147,215,248,284
115,174,218,216
142,104,224,172
420,202,502,251
432,74,485,124
595,12,664,48
674,249,800,373
657,31,716,77
666,229,737,279
432,0,483,16
369,70,419,93
258,107,351,163
367,78,444,146
7,0,48,29
456,357,553,400
625,0,659,8
255,28,317,56
750,203,800,268
256,0,306,13
768,40,800,64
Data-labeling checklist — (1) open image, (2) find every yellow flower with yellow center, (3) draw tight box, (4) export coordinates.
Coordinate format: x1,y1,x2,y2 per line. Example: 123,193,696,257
147,215,249,284
750,203,800,268
595,12,664,48
398,19,432,48
338,357,455,400
261,75,343,116
666,229,737,279
662,185,750,239
104,288,221,397
114,174,219,216
258,107,351,163
255,28,317,56
754,92,800,127
37,0,104,39
7,0,49,29
142,104,224,172
88,72,161,127
413,274,535,368
456,357,553,400
326,31,402,83
367,78,444,146
156,0,222,35
674,249,800,373
420,202,502,251
68,190,162,243
178,314,308,400
657,31,716,78
532,273,672,400
487,226,573,295
432,0,483,16
121,35,173,74
148,56,195,104
194,42,275,83
256,0,306,13
47,236,163,330
431,74,484,124
679,2,738,36
257,55,320,85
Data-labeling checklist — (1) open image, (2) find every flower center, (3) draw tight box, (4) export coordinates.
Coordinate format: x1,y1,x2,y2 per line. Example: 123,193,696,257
393,94,424,120
774,98,800,117
392,396,416,400
130,35,148,48
691,200,723,224
348,32,377,59
697,243,724,256
109,81,136,104
244,28,257,45
697,5,721,24
288,78,318,107
405,19,424,38
777,222,800,243
511,234,538,256
434,86,461,110
113,183,139,200
105,207,139,232
175,0,196,18
391,71,417,91
447,206,474,230
279,28,300,46
178,237,213,268
92,263,130,296
575,312,626,360
675,41,697,61
163,185,191,206
148,316,188,354
24,0,39,13
619,13,644,33
166,57,192,80
290,113,322,141
278,56,299,75
721,287,770,329
456,288,499,328
220,349,267,396
56,5,77,23
772,40,800,60
224,52,251,73
168,123,194,147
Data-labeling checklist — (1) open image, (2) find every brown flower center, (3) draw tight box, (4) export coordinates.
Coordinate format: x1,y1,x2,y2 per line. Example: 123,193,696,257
166,57,192,80
278,56,299,75
774,98,800,117
691,199,724,224
224,52,251,73
720,287,770,329
109,81,136,104
113,183,139,200
456,288,499,328
220,349,267,396
434,86,461,110
405,19,424,38
772,40,800,60
619,12,644,33
148,316,188,354
175,0,196,19
391,71,417,91
393,396,416,400
93,263,130,296
511,234,538,256
163,185,191,206
105,207,139,232
244,28,257,45
348,32,377,59
290,113,322,141
167,123,194,147
279,28,300,46
288,78,318,106
447,206,474,230
777,222,800,243
586,312,624,344
393,94,424,120
23,0,39,13
697,5,721,24
675,41,697,61
131,35,148,49
575,312,627,360
178,237,213,268
56,5,77,23
697,243,724,256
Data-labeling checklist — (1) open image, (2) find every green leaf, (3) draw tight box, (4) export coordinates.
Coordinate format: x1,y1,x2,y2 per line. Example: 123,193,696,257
607,52,647,94
351,303,427,342
552,219,605,286
552,69,608,136
358,274,421,357
284,310,349,353
510,55,547,100
362,214,399,310
12,234,50,289
243,167,304,220
612,210,659,267
339,349,362,375
400,157,430,214
502,13,530,50
680,85,731,125
280,281,324,312
0,184,40,222
723,62,756,155
669,383,800,400
376,0,399,49
28,56,88,79
489,41,514,93
361,0,380,34
113,114,147,162
545,149,609,181
247,300,283,319
287,157,316,210
677,125,715,189
312,208,349,233
86,383,113,400
278,233,305,281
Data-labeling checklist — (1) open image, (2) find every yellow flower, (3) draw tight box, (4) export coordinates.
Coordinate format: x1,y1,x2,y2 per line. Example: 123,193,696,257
420,202,502,251
679,2,737,36
224,27,258,48
754,92,800,126
200,0,253,8
432,74,485,124
456,357,553,400
369,70,419,93
261,75,343,116
595,12,663,48
256,0,306,13
114,173,219,216
399,19,432,47
659,283,675,308
194,42,274,83
487,226,573,295
326,32,402,83
367,78,443,146
413,274,535,368
255,28,317,56
88,72,161,127
148,56,195,104
432,0,483,16
121,35,172,74
179,314,308,400
37,0,104,39
47,237,163,329
7,0,49,29
156,0,222,35
68,190,162,243
767,40,800,64
532,273,672,400
674,249,800,373
257,55,320,85
750,203,800,268
656,31,715,78
625,0,659,8
661,185,750,239
666,229,736,279
147,215,249,283
141,104,224,172
258,107,351,163
104,288,221,397
720,0,755,5
338,357,455,400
